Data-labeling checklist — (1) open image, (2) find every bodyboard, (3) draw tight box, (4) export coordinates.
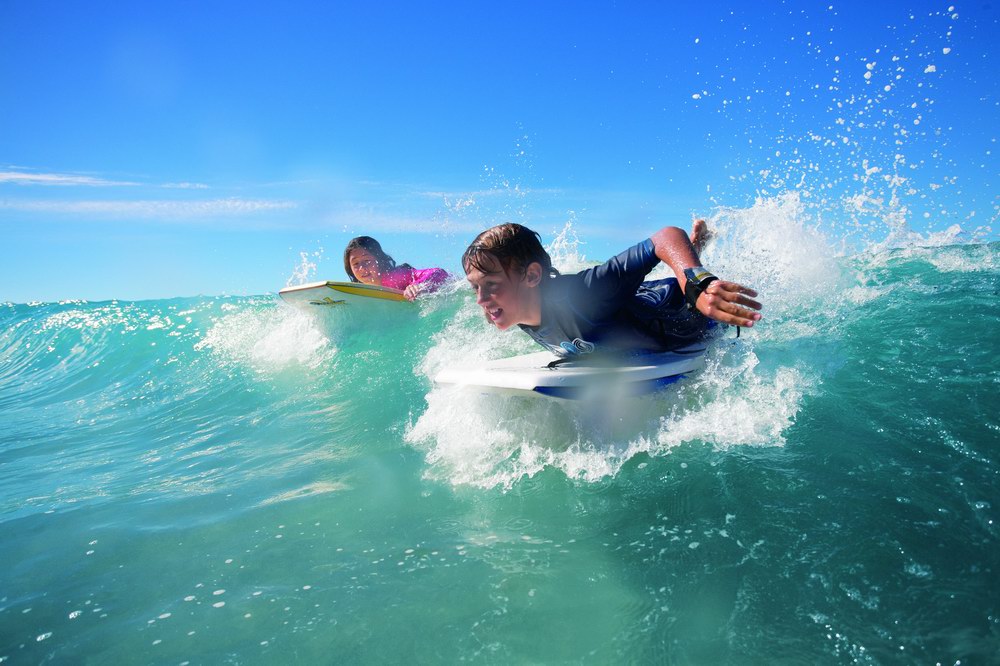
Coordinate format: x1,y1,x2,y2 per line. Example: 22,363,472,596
434,343,707,400
279,281,407,308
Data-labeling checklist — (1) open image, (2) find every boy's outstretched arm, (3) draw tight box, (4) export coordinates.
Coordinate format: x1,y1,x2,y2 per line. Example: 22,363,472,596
650,225,763,328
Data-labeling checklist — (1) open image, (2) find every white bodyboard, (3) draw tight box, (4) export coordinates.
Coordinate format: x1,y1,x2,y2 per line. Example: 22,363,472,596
434,343,707,400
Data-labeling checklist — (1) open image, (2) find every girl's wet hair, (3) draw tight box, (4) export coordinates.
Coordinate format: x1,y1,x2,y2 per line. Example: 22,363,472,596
343,236,411,282
462,223,558,278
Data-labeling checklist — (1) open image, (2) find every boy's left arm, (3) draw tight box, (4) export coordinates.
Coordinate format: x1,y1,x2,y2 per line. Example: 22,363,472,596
649,227,762,328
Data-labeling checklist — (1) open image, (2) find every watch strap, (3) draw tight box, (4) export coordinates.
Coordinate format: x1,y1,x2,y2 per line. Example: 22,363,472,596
683,267,718,311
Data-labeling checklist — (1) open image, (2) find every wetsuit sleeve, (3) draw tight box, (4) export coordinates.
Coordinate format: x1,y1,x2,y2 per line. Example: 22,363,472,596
571,239,659,318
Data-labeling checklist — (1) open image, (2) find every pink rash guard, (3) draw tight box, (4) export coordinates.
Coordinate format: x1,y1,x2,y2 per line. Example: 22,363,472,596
380,266,449,292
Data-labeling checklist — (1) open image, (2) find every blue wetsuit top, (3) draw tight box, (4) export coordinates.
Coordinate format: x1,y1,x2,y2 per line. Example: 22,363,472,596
518,239,709,358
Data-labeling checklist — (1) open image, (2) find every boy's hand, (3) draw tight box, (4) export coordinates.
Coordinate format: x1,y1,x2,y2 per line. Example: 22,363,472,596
697,280,762,327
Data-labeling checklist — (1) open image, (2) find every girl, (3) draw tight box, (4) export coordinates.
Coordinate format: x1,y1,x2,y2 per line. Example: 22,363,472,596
343,236,449,301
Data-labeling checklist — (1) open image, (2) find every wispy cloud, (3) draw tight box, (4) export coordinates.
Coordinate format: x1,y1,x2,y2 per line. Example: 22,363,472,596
162,182,210,190
417,186,562,199
0,171,140,187
0,197,296,219
0,196,488,234
322,207,483,235
1,169,210,190
414,186,566,215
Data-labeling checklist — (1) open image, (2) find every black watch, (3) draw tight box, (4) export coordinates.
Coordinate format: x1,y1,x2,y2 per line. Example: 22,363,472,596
683,267,718,311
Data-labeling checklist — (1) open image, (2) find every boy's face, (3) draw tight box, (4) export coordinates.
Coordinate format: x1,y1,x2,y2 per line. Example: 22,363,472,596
465,254,542,330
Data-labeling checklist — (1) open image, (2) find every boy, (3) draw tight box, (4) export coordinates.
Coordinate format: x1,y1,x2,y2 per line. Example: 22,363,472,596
462,222,762,358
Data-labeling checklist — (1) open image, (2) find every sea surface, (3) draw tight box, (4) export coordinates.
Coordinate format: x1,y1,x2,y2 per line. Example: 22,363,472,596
2,205,998,663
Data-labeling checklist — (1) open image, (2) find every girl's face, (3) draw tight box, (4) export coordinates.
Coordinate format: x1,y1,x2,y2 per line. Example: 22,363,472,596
349,249,382,286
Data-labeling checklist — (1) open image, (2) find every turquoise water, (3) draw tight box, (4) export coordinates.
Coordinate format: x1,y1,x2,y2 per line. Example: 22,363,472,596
2,208,998,663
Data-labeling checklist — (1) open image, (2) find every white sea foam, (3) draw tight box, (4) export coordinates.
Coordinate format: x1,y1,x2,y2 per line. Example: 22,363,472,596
859,223,998,274
840,285,888,305
416,293,534,381
656,348,813,450
194,300,335,372
928,243,998,272
870,222,965,252
701,191,846,320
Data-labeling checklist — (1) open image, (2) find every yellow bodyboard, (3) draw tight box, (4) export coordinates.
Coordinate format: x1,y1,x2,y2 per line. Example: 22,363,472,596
278,281,407,307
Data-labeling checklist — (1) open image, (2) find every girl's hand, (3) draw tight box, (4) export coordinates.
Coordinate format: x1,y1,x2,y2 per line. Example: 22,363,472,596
403,284,422,301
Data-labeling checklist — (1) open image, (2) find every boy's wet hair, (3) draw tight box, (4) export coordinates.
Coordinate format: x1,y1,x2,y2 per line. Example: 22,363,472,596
343,236,411,282
462,223,558,278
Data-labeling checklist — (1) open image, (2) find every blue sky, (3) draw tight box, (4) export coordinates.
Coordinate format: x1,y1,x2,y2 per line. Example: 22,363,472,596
2,1,997,302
